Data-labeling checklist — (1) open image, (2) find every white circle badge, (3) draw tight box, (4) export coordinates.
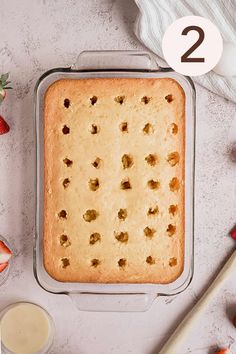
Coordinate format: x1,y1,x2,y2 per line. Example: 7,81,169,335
162,16,223,76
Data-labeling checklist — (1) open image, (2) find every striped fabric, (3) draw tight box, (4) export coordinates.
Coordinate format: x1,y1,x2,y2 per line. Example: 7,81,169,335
134,0,236,102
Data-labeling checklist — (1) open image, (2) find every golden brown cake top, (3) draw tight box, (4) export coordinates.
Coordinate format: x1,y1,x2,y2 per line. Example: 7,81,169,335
43,78,185,284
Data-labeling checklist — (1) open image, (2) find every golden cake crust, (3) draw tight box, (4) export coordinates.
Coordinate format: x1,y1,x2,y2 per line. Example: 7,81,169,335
43,78,185,283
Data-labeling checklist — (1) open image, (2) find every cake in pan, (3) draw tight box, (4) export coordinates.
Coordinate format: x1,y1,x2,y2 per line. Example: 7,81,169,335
43,78,185,283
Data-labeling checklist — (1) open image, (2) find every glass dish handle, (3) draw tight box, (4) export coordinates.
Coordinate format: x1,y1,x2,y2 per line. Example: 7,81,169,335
73,50,159,71
69,293,157,312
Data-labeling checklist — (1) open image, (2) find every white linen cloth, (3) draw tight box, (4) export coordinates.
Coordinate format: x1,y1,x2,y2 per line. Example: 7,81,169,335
134,0,236,102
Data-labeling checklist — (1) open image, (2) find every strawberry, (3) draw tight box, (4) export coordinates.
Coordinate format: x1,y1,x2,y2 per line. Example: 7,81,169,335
0,240,12,263
0,73,12,135
0,88,6,99
0,115,10,135
0,73,12,104
0,262,8,272
216,349,231,354
229,226,236,241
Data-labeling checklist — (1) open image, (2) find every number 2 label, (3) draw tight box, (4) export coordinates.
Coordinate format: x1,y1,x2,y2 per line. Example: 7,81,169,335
162,16,223,76
181,26,205,63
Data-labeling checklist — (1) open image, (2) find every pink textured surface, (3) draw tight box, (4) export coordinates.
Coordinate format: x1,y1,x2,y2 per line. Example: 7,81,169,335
0,1,236,353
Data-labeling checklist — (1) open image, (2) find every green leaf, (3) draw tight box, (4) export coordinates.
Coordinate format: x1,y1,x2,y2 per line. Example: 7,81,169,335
0,73,10,88
0,95,4,104
0,73,9,82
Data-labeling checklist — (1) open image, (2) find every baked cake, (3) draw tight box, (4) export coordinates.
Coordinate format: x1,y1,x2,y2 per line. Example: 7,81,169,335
43,78,185,283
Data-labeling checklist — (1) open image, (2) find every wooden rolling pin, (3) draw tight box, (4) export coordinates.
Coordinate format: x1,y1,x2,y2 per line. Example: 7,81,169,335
159,250,236,354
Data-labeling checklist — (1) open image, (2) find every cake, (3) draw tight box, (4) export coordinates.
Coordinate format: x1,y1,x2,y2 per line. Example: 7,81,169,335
43,77,185,283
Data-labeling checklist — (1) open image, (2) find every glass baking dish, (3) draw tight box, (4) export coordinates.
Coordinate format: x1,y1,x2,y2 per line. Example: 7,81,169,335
34,51,195,312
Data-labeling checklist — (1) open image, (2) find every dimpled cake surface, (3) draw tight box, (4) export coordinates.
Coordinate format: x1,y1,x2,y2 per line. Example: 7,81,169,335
43,78,185,283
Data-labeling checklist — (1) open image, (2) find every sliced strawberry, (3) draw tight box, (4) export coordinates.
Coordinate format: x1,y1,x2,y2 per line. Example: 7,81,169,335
0,240,12,255
0,240,12,263
0,116,10,135
0,253,11,263
0,262,8,273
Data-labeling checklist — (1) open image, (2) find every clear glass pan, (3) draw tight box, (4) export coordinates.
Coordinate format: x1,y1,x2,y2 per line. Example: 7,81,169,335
34,51,195,311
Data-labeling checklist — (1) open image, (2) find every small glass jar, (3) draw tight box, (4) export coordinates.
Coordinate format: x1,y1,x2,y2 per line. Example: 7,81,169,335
0,236,13,287
0,302,55,354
